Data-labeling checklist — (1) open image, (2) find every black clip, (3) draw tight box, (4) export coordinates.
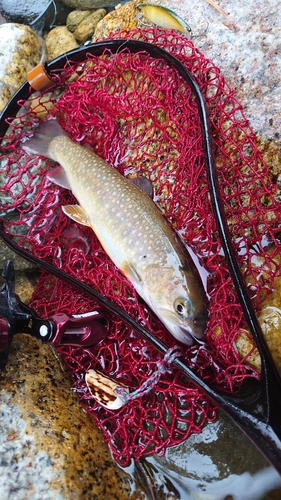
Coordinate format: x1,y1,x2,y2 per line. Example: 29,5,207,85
0,261,108,371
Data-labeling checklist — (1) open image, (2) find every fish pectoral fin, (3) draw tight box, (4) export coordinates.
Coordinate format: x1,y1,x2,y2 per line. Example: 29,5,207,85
62,205,91,227
129,176,154,199
47,166,71,189
121,261,142,284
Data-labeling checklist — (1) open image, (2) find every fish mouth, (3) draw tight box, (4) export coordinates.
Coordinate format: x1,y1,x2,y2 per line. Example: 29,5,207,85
160,321,200,346
161,312,207,346
171,325,200,346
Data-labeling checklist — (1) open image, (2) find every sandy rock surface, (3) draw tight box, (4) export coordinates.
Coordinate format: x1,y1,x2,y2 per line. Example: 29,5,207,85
140,0,280,140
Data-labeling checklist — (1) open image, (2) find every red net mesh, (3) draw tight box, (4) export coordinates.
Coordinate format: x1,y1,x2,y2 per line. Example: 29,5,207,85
1,27,281,465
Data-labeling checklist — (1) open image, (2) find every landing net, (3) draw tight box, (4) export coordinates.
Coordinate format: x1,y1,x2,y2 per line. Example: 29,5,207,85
1,27,280,465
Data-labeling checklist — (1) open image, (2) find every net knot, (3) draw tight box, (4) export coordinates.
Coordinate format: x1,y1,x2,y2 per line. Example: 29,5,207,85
115,346,182,404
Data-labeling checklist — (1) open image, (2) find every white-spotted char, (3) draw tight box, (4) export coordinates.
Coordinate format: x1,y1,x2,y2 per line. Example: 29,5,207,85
22,119,208,345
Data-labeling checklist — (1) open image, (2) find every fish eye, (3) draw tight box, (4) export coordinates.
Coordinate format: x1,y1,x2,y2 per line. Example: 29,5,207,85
174,298,191,318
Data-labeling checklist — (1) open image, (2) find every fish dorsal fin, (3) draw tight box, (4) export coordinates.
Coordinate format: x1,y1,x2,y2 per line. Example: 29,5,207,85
129,176,153,199
62,205,91,227
47,166,71,189
121,260,142,284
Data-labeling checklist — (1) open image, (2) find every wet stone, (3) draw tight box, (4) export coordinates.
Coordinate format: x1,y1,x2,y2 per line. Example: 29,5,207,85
0,243,38,271
0,12,7,24
0,334,136,499
0,23,44,112
0,0,56,32
144,413,281,499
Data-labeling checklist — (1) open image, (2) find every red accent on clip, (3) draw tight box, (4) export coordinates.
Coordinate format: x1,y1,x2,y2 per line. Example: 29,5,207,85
49,311,108,348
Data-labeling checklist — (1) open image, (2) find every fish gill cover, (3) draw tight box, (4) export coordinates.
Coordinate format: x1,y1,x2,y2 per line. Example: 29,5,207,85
1,27,281,465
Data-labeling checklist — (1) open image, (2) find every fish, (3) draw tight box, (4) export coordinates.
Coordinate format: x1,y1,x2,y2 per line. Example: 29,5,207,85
137,4,191,33
22,119,208,345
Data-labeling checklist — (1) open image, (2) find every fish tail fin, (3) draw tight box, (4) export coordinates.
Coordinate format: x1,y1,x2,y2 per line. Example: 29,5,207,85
22,119,66,160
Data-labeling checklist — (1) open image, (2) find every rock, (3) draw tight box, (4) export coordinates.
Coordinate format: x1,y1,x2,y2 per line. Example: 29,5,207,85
93,0,281,141
0,0,56,33
0,334,134,499
66,9,91,32
73,8,106,42
61,0,119,9
154,0,280,141
0,23,44,111
44,26,79,60
0,12,7,24
93,0,139,40
28,93,56,119
0,242,38,271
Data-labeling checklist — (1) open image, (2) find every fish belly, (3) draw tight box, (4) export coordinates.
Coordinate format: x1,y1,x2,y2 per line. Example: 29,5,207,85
51,136,172,274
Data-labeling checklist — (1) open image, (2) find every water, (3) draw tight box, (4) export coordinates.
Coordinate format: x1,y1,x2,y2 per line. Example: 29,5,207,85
124,413,281,499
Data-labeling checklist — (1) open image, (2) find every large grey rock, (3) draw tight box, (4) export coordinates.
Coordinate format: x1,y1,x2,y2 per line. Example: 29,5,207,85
156,0,281,140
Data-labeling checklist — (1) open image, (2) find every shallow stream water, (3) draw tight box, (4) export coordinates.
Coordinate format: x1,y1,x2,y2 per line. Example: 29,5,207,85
127,413,281,499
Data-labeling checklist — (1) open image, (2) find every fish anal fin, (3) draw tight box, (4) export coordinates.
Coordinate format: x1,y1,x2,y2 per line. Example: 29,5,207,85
129,176,153,199
62,205,91,227
121,261,142,284
47,166,71,189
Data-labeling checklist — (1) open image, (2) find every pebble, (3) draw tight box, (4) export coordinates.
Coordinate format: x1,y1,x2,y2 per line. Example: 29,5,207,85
66,9,92,33
73,8,106,43
0,23,44,111
93,0,139,39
